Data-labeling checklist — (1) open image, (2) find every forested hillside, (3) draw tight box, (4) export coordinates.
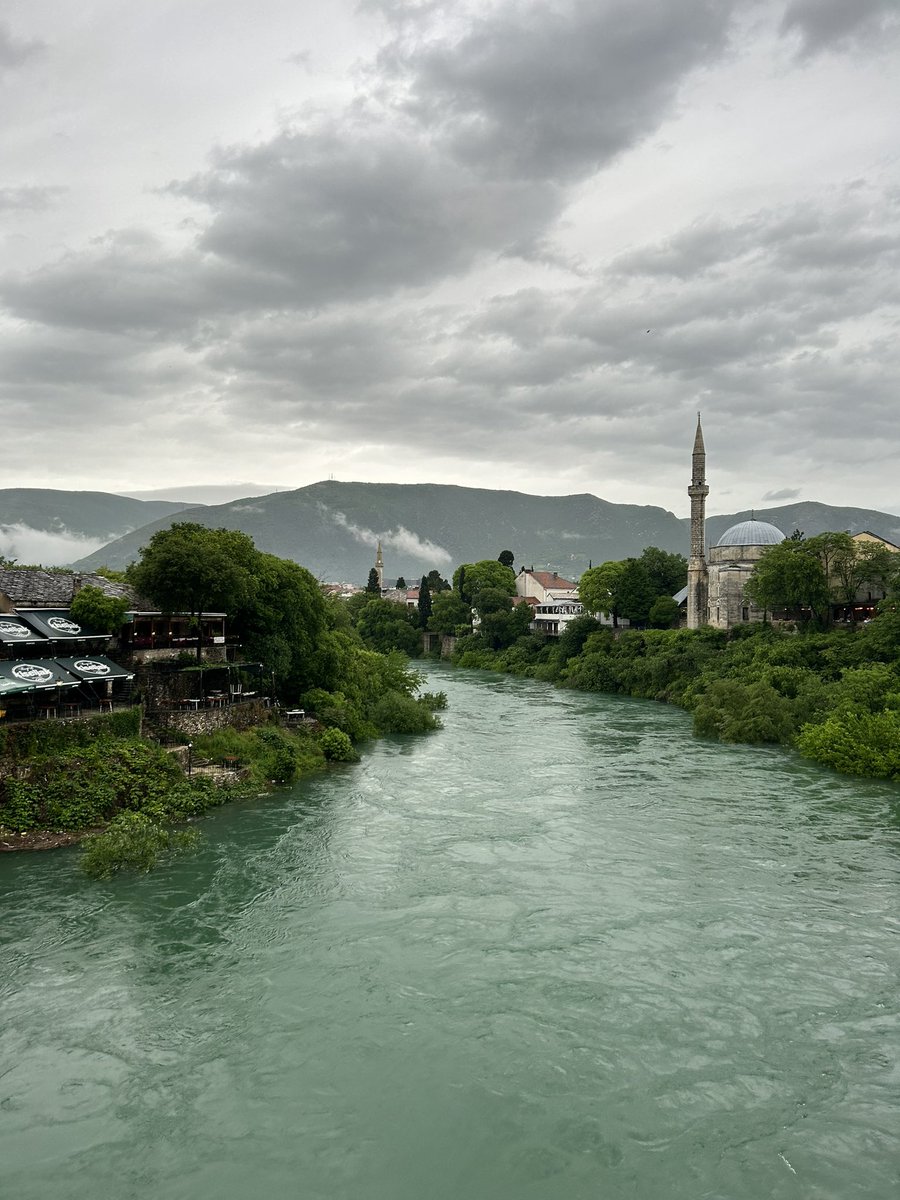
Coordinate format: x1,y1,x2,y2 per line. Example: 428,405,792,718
68,481,900,583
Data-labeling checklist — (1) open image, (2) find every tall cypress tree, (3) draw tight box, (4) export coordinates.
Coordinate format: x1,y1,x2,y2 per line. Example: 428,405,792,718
366,567,380,594
417,575,432,627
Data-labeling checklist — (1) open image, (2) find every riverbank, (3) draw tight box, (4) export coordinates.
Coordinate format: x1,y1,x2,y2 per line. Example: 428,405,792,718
0,714,335,850
443,612,900,783
0,828,98,852
0,676,446,859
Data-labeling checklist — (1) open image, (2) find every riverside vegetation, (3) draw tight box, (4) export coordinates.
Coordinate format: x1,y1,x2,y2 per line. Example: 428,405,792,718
350,544,900,785
0,525,444,876
449,614,900,780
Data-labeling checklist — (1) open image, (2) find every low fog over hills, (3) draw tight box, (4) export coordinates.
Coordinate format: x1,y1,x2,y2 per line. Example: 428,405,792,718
0,489,195,567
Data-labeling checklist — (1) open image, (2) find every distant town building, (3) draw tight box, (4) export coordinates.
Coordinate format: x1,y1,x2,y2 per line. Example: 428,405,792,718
515,567,587,637
374,540,384,592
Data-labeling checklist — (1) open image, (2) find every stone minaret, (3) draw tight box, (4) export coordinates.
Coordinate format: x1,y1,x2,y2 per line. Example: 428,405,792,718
374,540,384,591
687,413,709,629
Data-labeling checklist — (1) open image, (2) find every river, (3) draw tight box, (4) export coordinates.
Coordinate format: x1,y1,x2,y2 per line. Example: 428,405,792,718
2,667,898,1199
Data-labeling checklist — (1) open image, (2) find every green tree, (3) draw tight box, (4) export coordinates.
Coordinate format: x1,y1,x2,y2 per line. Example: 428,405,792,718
797,710,900,779
425,570,451,593
639,546,688,596
830,540,897,608
395,576,407,590
579,561,626,627
472,586,513,617
452,560,516,605
366,567,381,594
478,599,533,650
70,585,130,633
428,591,470,636
804,532,854,582
616,559,657,625
417,576,432,627
497,550,515,570
233,553,327,697
555,614,602,664
355,598,420,656
743,542,830,623
648,595,680,629
128,523,256,663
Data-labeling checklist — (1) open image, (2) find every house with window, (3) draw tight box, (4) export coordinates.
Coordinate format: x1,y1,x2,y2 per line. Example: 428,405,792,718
515,568,586,637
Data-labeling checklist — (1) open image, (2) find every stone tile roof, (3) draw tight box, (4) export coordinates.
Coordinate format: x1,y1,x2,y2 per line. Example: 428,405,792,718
0,568,141,609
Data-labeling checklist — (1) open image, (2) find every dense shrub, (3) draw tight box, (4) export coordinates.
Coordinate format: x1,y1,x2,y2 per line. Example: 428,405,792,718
371,690,441,734
797,710,900,779
191,725,325,786
0,707,141,758
691,679,796,744
320,728,358,762
81,812,200,879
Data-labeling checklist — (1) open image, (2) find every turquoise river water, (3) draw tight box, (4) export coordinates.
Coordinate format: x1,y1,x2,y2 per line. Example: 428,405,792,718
2,667,899,1199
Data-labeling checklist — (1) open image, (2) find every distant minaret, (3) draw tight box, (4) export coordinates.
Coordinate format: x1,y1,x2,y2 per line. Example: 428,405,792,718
374,540,384,591
687,413,709,629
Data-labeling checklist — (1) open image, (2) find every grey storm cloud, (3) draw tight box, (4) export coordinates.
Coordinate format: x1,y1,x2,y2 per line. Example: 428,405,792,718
781,0,900,56
3,0,747,334
0,229,273,335
393,0,738,181
1,0,899,514
181,124,558,302
176,180,900,482
612,197,900,282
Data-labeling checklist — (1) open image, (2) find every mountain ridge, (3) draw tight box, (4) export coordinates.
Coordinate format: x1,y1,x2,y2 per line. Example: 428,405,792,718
60,481,900,583
0,488,199,566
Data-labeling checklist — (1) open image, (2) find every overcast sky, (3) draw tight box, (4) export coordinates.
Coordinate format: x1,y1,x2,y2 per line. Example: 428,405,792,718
2,0,899,518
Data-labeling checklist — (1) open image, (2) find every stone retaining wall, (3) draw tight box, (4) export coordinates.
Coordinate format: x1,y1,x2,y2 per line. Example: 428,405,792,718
152,700,271,739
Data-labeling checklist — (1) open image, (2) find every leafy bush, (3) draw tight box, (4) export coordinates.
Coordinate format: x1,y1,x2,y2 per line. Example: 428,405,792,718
691,679,795,744
0,708,141,758
80,812,200,879
70,585,129,634
0,739,230,832
320,728,358,762
191,724,325,786
371,690,441,734
797,710,900,779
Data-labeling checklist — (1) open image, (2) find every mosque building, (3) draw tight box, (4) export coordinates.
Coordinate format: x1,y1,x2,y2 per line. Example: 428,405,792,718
686,415,785,630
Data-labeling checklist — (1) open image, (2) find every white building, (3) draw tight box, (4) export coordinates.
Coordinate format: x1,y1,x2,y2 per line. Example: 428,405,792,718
515,568,586,637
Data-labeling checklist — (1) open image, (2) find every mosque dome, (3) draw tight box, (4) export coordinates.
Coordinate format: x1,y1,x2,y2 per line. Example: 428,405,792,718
716,519,785,548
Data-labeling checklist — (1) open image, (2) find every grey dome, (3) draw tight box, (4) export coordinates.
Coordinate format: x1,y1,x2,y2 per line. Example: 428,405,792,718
716,519,785,547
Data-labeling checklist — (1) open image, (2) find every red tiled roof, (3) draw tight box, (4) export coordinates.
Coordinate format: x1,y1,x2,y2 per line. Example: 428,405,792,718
524,570,577,590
